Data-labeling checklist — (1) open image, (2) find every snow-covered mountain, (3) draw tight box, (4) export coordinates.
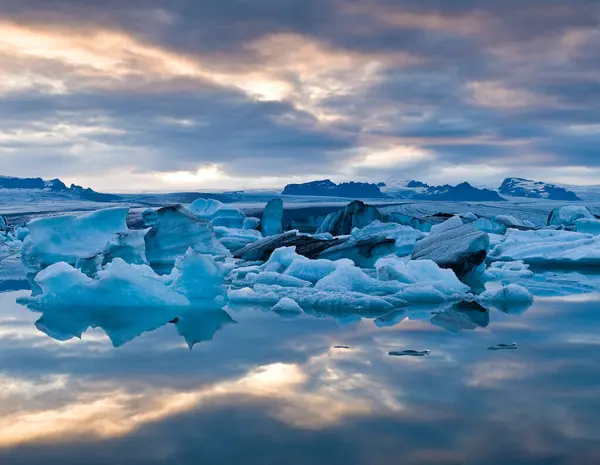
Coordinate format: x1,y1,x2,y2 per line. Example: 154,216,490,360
380,180,505,202
498,178,581,201
0,175,119,202
282,179,386,198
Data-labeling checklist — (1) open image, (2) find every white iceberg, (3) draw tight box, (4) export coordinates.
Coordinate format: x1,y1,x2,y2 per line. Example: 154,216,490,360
271,297,303,315
170,248,231,302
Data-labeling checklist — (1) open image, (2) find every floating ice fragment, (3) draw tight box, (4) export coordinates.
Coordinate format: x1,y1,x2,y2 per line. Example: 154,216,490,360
488,343,518,351
388,349,431,357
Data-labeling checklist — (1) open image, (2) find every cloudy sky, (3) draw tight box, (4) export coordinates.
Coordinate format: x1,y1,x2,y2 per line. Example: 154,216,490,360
0,0,599,192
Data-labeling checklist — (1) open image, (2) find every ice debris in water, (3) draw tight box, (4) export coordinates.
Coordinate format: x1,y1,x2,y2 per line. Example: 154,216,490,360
488,343,518,351
388,349,431,357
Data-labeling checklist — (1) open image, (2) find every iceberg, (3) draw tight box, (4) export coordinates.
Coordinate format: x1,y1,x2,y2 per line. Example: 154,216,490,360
214,226,262,252
488,229,600,268
21,207,130,270
473,215,534,234
284,257,354,283
547,205,595,227
575,218,600,235
187,198,246,228
349,220,426,257
234,231,344,261
411,220,490,279
271,297,303,315
260,198,283,237
169,248,231,302
143,205,230,271
0,215,7,231
316,200,382,236
20,258,191,309
479,284,533,303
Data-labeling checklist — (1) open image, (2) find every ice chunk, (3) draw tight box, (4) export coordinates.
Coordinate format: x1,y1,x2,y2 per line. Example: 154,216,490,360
473,215,534,235
284,257,354,282
411,224,489,279
484,261,534,281
316,200,382,235
462,212,478,221
21,258,191,309
315,266,402,295
488,343,518,351
228,285,394,313
16,227,29,241
260,198,283,237
348,220,426,258
488,229,600,267
187,198,246,228
271,297,303,315
21,207,129,270
479,284,533,303
234,231,344,261
388,349,430,357
575,218,600,235
169,248,231,302
243,217,260,230
0,215,7,231
246,271,311,288
318,236,396,267
144,205,229,271
105,229,149,265
547,205,595,227
214,226,262,252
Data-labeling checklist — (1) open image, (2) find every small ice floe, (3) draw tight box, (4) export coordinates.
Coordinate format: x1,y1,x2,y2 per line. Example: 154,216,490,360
333,345,350,349
388,349,430,357
488,342,518,351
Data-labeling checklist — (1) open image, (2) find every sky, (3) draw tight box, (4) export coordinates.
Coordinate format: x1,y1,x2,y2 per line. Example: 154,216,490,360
0,0,599,192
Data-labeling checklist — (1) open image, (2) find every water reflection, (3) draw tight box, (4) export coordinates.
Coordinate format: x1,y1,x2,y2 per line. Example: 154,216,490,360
1,291,600,464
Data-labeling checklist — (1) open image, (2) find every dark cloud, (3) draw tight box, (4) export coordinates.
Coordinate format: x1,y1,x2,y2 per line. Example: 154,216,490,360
0,0,599,187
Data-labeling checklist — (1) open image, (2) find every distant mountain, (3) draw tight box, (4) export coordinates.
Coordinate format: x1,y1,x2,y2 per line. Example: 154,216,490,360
498,178,581,201
282,179,386,198
0,175,120,202
414,182,506,202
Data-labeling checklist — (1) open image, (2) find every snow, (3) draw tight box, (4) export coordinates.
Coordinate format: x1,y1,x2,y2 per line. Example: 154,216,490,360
260,198,283,236
21,207,130,270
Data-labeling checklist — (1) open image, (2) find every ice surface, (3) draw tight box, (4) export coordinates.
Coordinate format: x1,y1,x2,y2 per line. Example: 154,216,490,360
429,215,463,235
245,271,311,288
187,198,246,228
143,205,230,270
349,220,426,257
260,198,283,237
473,215,533,234
547,205,595,227
284,257,354,283
21,207,130,270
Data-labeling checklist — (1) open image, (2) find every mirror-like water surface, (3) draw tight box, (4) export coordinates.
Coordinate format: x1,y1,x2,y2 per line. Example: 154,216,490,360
1,290,600,465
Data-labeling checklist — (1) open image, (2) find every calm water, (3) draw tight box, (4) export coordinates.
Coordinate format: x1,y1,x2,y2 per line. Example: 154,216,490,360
1,290,600,465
